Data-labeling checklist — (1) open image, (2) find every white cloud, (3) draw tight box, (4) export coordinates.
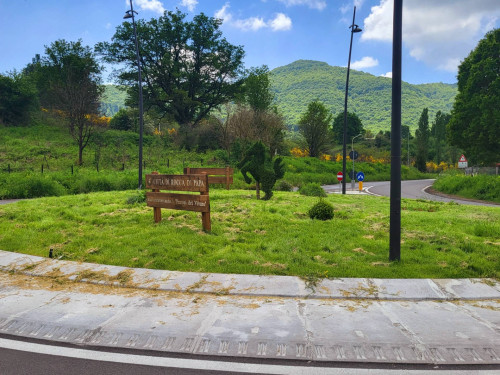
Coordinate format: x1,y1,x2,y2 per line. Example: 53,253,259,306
354,0,365,9
134,0,165,14
361,0,500,72
340,4,350,15
381,72,392,78
351,56,379,69
215,3,232,22
215,4,292,32
234,17,268,31
270,13,292,31
341,1,365,15
277,0,327,11
180,0,198,12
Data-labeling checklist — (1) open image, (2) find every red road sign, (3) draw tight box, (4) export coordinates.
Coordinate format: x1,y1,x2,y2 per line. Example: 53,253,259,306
337,172,343,182
459,154,467,162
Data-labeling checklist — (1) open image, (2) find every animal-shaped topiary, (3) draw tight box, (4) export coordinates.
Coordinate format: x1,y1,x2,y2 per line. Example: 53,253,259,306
237,141,285,200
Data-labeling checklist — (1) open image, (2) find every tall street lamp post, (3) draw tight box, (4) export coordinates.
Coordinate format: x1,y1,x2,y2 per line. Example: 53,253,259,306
342,7,362,194
390,0,403,261
124,0,144,190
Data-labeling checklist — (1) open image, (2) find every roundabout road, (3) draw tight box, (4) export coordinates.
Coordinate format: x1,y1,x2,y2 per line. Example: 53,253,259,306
321,179,497,207
364,179,498,207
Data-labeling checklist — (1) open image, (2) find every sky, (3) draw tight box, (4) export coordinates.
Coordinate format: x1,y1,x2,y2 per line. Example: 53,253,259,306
0,0,499,85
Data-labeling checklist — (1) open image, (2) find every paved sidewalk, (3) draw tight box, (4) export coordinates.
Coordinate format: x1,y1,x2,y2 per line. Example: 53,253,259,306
0,250,499,366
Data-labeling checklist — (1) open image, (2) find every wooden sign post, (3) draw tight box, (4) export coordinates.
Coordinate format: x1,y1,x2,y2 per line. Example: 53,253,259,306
184,167,233,190
146,172,211,232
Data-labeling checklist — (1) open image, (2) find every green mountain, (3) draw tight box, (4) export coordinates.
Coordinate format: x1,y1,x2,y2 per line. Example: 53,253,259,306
100,85,128,117
270,60,457,133
100,60,457,133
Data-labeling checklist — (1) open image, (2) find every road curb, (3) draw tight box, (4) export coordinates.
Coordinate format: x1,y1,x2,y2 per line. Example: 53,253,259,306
1,250,499,301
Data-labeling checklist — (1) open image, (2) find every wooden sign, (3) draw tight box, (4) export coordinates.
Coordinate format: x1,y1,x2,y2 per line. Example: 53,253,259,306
184,167,233,190
146,174,208,192
146,192,209,212
146,172,211,231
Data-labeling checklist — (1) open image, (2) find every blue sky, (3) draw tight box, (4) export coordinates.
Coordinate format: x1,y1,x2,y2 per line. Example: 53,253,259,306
0,0,499,84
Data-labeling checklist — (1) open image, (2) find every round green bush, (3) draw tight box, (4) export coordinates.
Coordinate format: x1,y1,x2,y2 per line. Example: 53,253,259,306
308,199,334,220
299,182,327,197
275,180,293,192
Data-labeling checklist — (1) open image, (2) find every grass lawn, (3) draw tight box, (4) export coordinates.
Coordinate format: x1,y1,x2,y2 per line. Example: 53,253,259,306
0,190,498,279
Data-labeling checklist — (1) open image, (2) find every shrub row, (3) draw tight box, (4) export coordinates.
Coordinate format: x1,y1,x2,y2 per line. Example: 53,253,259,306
0,171,138,199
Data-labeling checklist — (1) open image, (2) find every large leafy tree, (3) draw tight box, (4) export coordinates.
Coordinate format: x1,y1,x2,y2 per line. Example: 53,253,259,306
241,65,274,112
298,100,333,157
0,73,38,125
332,111,364,145
415,108,430,172
431,111,451,164
448,28,499,165
28,39,104,165
96,10,245,129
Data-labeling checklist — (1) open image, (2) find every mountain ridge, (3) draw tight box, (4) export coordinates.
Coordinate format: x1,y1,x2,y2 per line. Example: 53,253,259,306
269,59,457,132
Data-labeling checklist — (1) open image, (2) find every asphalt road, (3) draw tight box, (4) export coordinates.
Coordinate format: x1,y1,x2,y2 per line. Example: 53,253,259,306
364,179,498,207
323,179,497,207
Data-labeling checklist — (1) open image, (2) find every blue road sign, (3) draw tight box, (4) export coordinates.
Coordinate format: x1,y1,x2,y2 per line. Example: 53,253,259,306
356,171,365,181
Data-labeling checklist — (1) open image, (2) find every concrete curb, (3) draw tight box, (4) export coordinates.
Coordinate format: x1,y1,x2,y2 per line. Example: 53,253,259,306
1,250,499,301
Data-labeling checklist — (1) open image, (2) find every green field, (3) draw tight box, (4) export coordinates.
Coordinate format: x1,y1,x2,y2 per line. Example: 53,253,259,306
0,122,432,200
0,190,498,279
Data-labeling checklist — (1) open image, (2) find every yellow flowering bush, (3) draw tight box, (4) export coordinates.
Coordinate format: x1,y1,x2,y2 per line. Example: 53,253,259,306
290,147,309,157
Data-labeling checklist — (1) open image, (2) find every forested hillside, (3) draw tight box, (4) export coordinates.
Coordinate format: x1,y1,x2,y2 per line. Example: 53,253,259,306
100,60,457,133
270,60,457,132
100,85,127,116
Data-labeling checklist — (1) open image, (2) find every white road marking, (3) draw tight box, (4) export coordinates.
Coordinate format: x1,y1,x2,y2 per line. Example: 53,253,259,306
0,338,496,375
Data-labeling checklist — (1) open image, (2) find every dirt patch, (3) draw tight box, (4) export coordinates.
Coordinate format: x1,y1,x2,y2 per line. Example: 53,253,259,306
352,248,375,255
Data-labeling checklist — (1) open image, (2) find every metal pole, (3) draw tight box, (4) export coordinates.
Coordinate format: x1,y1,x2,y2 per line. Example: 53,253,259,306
390,0,403,261
407,129,410,167
342,7,358,195
128,0,144,190
352,137,355,191
352,133,362,190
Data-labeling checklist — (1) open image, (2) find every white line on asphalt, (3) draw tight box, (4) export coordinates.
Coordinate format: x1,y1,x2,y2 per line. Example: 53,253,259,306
0,338,497,375
364,186,381,197
422,185,434,194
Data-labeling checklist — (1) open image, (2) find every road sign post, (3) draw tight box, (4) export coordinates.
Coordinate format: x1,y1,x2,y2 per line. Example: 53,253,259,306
356,172,365,192
337,172,343,193
458,154,468,169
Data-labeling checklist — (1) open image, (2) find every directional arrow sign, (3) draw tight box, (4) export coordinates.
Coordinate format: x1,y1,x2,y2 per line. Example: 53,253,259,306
356,171,365,181
349,150,359,160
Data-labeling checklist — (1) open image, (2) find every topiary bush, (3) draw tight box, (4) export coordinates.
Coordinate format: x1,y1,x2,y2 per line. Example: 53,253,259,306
275,180,293,192
308,199,334,220
299,182,327,197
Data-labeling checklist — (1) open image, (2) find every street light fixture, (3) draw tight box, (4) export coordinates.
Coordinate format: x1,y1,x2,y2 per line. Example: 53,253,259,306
123,0,144,190
342,6,362,194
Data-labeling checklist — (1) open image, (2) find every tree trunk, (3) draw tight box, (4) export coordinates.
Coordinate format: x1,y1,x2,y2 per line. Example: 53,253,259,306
78,138,83,165
256,181,260,200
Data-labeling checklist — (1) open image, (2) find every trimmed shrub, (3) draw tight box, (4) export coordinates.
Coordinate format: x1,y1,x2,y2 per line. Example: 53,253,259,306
308,199,334,220
275,180,293,192
299,182,327,197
